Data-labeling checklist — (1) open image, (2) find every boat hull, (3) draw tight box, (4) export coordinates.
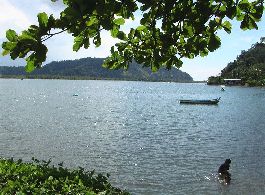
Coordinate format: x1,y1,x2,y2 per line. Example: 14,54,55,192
179,99,219,105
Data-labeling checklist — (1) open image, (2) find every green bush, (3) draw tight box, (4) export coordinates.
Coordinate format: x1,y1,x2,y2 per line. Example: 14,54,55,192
0,157,129,194
207,76,224,85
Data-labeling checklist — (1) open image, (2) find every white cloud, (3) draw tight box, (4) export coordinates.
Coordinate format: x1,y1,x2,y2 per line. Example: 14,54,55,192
239,36,257,44
0,0,65,39
36,0,65,18
37,3,54,15
43,30,119,63
0,0,31,38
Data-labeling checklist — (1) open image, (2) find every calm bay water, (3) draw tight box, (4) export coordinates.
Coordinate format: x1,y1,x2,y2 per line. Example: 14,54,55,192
1,78,265,194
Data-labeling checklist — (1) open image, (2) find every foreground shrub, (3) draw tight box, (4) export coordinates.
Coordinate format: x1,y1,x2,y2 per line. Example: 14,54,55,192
0,157,129,194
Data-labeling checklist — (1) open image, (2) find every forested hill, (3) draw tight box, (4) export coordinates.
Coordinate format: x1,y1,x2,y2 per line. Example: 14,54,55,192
208,39,265,86
0,57,193,82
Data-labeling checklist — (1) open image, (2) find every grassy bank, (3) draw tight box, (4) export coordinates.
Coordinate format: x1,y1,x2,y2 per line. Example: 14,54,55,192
0,157,129,194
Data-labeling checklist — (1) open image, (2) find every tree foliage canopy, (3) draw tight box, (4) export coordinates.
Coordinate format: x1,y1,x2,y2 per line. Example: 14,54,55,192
1,0,264,72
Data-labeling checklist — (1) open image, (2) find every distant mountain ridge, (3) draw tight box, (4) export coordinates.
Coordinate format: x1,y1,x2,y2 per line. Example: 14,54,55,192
0,57,193,82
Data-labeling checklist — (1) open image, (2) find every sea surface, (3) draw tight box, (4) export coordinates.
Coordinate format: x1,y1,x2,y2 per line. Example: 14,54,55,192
1,79,265,194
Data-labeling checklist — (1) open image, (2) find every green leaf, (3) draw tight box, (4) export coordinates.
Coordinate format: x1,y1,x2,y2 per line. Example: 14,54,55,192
38,12,49,28
248,16,258,29
200,50,208,57
222,21,232,33
61,7,80,19
120,6,129,18
6,29,17,42
183,25,193,36
219,5,226,12
140,3,151,12
28,25,40,35
2,49,10,56
208,34,221,52
117,43,127,52
19,48,30,58
117,31,127,41
93,34,101,47
250,5,264,20
10,49,20,60
101,17,113,30
238,0,250,11
111,26,119,38
73,35,84,51
226,6,237,19
2,42,17,51
151,64,158,72
113,18,125,25
63,0,69,5
25,60,35,72
140,13,150,25
83,38,90,49
236,6,245,21
128,28,135,39
111,46,115,53
86,16,98,26
20,30,37,41
240,15,249,30
35,44,48,62
48,15,56,27
136,25,146,31
175,58,183,68
87,28,98,38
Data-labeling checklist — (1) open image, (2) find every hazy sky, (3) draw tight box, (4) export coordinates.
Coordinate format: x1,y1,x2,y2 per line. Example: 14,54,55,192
0,0,264,80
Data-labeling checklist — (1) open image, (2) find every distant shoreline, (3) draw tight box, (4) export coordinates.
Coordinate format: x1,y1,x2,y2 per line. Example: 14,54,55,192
0,76,205,83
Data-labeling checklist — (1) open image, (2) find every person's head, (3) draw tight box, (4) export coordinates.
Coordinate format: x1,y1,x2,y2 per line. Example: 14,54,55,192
225,159,231,164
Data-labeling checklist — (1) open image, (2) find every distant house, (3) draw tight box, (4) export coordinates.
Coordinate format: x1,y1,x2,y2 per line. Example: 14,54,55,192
224,79,242,85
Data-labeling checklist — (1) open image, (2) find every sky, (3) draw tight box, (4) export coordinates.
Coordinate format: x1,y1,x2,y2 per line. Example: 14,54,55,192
0,0,264,81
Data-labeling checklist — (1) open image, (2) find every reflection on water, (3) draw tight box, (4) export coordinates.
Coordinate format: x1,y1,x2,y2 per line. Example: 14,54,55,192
1,79,265,194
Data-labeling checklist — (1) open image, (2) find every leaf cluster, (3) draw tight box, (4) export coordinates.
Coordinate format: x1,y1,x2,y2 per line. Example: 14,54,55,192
0,157,129,194
1,0,264,72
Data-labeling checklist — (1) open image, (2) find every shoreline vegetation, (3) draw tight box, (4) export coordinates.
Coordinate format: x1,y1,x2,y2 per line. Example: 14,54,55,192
0,157,129,194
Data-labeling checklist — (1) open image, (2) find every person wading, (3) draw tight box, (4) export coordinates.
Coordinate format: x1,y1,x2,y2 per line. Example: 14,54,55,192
218,159,231,184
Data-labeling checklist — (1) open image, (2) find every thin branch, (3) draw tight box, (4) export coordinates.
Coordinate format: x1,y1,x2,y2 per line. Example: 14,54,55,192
41,14,91,42
41,28,69,42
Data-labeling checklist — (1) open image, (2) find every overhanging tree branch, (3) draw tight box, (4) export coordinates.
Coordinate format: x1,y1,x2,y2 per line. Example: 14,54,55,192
1,0,264,72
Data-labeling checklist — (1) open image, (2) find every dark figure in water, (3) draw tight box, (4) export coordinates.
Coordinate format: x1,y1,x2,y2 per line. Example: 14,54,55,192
218,159,231,184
